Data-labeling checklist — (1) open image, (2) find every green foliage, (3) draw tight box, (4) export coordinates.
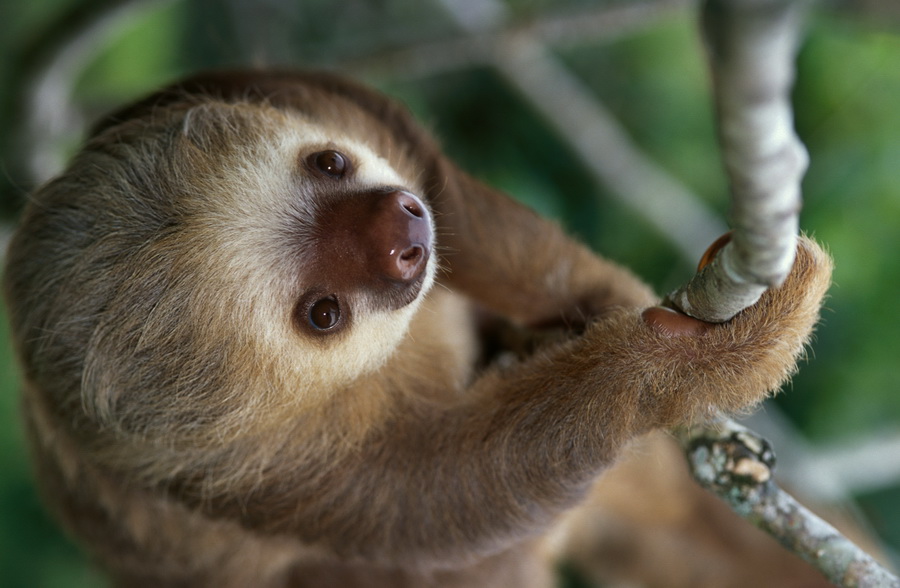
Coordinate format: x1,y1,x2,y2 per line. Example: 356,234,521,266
0,303,108,588
1,2,898,585
562,14,728,210
782,19,900,440
76,1,188,108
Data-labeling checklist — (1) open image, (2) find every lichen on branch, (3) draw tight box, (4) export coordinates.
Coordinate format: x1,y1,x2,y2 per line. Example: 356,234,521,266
678,418,900,587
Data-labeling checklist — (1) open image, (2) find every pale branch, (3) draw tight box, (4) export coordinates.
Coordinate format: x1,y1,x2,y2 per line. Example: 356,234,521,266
346,0,691,82
749,406,900,504
807,430,900,499
0,223,12,258
667,0,809,322
677,418,900,587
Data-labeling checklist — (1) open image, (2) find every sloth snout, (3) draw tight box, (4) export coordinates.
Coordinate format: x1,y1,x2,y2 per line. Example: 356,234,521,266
387,191,432,282
372,190,433,284
313,189,434,300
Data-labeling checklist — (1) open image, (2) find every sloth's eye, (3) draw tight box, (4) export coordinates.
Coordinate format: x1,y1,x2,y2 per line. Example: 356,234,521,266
308,150,349,179
309,296,341,330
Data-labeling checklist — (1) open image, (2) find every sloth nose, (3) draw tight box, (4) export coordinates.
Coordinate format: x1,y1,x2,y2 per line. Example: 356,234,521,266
368,190,433,283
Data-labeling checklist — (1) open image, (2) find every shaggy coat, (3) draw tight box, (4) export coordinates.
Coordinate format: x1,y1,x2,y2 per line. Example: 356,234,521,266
3,70,833,587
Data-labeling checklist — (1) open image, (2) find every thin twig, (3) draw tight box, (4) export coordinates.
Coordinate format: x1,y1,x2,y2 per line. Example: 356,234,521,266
348,0,691,81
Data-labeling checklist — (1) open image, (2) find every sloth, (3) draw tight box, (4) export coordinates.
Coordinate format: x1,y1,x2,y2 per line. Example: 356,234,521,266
3,70,833,587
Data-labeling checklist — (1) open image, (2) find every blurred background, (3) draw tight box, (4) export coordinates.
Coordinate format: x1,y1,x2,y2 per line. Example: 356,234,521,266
1,0,898,586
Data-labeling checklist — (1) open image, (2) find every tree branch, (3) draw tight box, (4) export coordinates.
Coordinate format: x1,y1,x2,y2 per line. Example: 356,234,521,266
666,0,809,322
667,4,899,585
677,418,900,587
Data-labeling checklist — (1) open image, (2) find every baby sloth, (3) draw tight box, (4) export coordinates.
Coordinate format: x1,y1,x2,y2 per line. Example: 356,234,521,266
3,70,832,587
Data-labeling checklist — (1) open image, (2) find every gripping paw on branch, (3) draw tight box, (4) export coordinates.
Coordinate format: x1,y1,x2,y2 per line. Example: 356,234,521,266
672,2,900,586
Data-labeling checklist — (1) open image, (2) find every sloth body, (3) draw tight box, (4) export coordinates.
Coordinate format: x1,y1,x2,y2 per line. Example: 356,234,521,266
4,71,833,587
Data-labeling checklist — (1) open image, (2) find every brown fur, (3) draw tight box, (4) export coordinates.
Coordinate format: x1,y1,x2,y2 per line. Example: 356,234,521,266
3,70,834,587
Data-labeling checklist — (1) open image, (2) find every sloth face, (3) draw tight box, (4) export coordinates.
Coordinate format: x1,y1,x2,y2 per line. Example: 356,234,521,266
165,102,439,399
292,149,435,337
7,99,439,432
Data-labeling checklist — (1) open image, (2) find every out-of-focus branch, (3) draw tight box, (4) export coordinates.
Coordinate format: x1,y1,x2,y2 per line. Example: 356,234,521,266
435,0,726,262
666,0,808,322
347,1,691,81
837,0,900,23
810,430,900,499
491,37,728,261
10,0,173,187
677,418,900,587
0,223,12,258
747,407,900,505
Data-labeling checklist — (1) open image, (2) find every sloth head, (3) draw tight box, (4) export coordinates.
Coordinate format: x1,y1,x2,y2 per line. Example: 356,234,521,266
4,78,438,437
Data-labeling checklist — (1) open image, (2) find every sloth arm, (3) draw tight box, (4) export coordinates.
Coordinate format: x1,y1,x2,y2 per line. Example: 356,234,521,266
134,74,828,562
209,238,830,566
431,161,657,327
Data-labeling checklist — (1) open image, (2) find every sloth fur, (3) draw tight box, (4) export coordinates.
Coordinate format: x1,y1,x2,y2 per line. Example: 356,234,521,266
3,70,834,587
